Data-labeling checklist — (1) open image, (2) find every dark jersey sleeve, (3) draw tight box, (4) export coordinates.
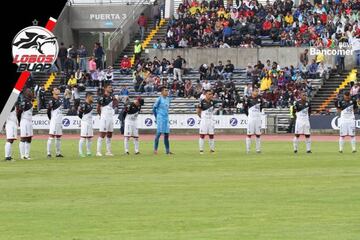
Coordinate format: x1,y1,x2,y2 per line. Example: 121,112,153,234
243,98,249,116
78,103,84,119
353,97,359,111
47,100,53,120
16,103,22,123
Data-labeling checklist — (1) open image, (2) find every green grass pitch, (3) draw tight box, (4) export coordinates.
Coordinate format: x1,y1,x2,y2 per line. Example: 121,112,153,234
0,139,360,240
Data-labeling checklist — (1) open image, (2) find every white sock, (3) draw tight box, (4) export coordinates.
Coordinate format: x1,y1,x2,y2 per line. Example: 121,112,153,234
133,138,139,153
86,139,92,154
209,138,215,151
79,138,85,155
246,137,251,152
47,137,53,155
124,137,129,153
55,138,61,155
351,136,356,152
19,141,25,158
255,137,261,152
305,137,311,152
199,137,204,151
5,142,11,158
339,136,345,152
106,137,111,153
25,142,30,157
96,137,104,153
293,137,299,151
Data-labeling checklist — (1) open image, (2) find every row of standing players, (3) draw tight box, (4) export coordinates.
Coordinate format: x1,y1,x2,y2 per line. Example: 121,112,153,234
3,85,358,161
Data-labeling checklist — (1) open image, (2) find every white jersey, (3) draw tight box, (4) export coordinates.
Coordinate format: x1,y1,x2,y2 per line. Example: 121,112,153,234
336,98,357,121
199,99,215,120
6,109,18,139
48,99,63,124
21,108,33,121
7,109,18,125
294,100,310,122
101,102,114,118
246,96,263,119
125,112,139,125
98,95,115,118
79,102,93,124
340,105,355,121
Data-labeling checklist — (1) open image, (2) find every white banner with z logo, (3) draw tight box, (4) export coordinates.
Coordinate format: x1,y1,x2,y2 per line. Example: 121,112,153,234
30,114,267,130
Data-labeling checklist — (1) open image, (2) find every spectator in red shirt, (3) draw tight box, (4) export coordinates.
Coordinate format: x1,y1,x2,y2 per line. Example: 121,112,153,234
137,13,147,41
262,20,272,35
120,55,132,75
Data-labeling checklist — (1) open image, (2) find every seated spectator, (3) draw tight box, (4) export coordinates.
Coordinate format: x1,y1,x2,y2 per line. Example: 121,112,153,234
225,79,236,93
208,63,216,80
246,64,253,80
219,41,231,48
194,80,203,99
202,80,211,91
153,39,161,49
170,79,181,96
199,64,208,80
308,60,318,78
144,75,155,93
223,60,234,80
317,62,329,79
63,87,71,109
67,74,77,88
120,55,132,75
244,83,253,97
260,72,272,91
98,69,106,87
178,37,188,48
215,61,225,79
214,79,224,94
105,67,114,85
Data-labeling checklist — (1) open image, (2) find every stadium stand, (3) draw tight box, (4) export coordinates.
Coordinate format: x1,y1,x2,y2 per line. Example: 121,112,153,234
26,0,359,120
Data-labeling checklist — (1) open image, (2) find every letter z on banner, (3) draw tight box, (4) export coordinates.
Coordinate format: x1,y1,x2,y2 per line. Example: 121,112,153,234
0,17,57,129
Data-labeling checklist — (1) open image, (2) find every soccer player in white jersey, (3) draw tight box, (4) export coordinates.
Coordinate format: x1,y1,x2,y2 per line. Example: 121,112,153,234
293,92,312,153
47,87,64,158
96,84,118,156
17,89,34,159
122,97,143,154
335,91,358,153
4,106,18,161
197,90,216,154
78,92,94,157
244,88,264,153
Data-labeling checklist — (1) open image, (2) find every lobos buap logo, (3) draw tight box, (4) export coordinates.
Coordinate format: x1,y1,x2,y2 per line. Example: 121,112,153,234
12,26,58,72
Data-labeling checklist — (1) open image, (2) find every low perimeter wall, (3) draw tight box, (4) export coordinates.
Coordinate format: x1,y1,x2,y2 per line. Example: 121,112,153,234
145,47,357,69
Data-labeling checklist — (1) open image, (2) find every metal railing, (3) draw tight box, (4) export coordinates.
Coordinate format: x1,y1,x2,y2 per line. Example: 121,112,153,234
107,0,152,51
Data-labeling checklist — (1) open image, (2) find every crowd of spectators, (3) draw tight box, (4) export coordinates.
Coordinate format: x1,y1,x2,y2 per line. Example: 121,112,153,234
152,0,360,49
122,51,331,114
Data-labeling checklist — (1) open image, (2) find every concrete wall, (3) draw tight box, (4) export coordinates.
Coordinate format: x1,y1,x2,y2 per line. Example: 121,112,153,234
145,47,357,69
54,3,153,65
53,5,75,47
69,5,131,29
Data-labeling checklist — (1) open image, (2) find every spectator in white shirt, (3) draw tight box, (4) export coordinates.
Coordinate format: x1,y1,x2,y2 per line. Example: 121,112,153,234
219,41,231,48
202,80,211,90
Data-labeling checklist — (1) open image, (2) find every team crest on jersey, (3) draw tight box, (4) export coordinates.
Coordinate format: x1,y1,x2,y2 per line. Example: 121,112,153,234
12,26,58,72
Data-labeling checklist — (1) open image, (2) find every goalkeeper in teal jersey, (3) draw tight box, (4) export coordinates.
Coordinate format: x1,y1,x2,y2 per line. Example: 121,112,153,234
152,86,173,154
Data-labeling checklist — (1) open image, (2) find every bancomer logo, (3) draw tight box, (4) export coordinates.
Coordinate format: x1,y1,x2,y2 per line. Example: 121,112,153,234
310,43,354,56
12,26,58,72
